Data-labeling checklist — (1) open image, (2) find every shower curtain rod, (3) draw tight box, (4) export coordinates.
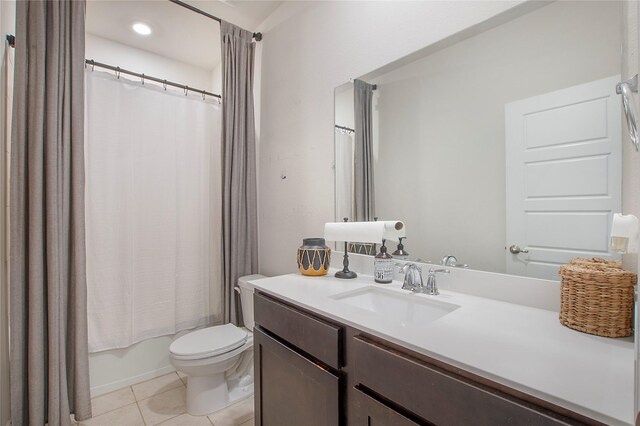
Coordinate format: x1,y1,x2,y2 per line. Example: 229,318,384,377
6,38,222,100
168,0,263,41
86,59,222,100
335,124,355,133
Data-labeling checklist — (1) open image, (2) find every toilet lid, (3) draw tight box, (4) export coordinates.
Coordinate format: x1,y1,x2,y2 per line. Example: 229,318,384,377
170,324,248,360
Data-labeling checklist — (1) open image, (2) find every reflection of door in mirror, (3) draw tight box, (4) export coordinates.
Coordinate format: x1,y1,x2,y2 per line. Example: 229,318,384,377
334,1,623,278
506,76,621,281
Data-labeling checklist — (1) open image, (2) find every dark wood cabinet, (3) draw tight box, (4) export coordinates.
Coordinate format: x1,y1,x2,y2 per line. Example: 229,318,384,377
254,327,341,426
253,290,601,426
254,291,343,369
351,335,575,426
351,387,423,426
254,292,344,426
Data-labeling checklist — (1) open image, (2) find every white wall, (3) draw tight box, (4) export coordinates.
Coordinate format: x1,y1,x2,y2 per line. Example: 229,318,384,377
372,1,620,273
621,2,640,420
211,63,222,96
86,33,215,94
622,1,640,274
85,32,220,397
258,1,528,276
0,1,15,423
334,84,353,130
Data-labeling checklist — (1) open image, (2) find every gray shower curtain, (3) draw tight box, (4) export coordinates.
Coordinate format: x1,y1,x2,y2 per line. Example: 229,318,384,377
354,79,376,221
10,1,91,424
220,21,258,326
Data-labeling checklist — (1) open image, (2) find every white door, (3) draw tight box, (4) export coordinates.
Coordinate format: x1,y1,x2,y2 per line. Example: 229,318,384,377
505,75,621,280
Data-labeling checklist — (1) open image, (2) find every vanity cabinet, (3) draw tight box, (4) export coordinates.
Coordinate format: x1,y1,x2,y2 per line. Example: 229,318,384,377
351,335,580,426
350,387,421,426
254,291,600,426
253,292,344,426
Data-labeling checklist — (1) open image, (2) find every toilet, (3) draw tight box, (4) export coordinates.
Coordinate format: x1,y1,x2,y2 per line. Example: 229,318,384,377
170,274,265,416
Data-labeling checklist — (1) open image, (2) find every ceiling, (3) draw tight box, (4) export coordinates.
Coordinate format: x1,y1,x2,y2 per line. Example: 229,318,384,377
86,0,283,70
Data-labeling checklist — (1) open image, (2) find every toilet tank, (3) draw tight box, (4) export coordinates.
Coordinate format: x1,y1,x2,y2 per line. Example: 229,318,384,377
237,274,266,330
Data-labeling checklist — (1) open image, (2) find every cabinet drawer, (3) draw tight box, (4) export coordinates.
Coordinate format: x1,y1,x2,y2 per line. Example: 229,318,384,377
254,292,343,369
352,335,574,426
254,327,341,426
351,387,423,426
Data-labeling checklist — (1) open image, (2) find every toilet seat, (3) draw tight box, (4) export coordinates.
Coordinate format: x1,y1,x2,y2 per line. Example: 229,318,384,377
170,324,248,361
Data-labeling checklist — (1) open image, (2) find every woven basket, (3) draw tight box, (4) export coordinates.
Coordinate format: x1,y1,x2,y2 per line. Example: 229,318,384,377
568,257,622,269
558,258,636,338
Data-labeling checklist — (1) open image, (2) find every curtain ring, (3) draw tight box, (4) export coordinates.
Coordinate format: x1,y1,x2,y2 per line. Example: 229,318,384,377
141,73,145,85
202,90,205,101
116,66,120,79
163,80,167,91
91,60,95,72
184,86,189,96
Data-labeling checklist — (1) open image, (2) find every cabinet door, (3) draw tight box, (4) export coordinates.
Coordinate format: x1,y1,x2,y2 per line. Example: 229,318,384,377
351,387,425,426
254,292,343,369
254,327,341,426
352,335,575,426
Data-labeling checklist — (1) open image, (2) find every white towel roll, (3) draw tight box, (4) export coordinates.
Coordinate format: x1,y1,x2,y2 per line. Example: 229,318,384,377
324,221,385,243
382,220,405,242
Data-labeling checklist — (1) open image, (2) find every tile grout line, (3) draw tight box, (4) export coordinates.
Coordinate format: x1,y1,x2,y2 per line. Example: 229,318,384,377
89,372,253,425
155,410,184,425
135,400,147,426
88,386,137,420
132,373,184,403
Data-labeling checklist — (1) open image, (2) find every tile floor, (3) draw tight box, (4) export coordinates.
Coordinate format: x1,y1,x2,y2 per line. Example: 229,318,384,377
77,372,254,426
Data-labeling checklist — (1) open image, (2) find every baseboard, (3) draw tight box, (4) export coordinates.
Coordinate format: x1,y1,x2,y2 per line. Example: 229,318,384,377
90,365,176,398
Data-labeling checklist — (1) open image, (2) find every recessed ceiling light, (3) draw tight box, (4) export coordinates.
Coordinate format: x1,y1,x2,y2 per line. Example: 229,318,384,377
132,23,152,36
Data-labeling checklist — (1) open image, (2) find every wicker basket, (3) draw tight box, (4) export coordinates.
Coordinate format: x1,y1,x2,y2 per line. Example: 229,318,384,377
568,257,622,269
558,258,636,338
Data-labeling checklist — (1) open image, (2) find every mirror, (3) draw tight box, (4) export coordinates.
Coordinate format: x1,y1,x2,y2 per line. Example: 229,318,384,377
334,1,623,280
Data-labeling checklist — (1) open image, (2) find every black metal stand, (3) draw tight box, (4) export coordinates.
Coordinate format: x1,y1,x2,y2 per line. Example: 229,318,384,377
335,241,357,279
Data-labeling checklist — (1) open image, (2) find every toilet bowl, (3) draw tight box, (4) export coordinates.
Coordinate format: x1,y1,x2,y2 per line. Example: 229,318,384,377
170,274,265,416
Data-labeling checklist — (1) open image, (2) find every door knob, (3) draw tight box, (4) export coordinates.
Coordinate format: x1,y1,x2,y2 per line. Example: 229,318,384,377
509,245,529,254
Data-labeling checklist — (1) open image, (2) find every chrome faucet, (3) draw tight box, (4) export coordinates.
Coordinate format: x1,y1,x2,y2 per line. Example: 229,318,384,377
400,263,423,292
441,255,458,266
441,255,468,269
424,269,450,295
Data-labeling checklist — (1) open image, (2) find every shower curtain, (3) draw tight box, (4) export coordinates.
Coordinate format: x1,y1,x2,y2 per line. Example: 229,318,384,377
10,1,91,423
354,79,376,222
84,70,223,352
220,21,258,326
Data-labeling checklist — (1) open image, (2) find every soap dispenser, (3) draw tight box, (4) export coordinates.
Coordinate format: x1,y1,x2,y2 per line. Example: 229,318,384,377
374,240,394,283
392,237,409,260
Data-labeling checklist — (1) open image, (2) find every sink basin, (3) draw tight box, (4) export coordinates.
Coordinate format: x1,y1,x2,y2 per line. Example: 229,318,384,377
330,286,460,326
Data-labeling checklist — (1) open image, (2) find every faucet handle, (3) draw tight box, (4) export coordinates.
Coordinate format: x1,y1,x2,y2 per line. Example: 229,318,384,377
422,269,450,296
401,263,423,291
399,262,421,274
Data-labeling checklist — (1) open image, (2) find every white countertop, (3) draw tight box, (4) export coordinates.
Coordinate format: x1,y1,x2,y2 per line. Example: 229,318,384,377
250,272,635,425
